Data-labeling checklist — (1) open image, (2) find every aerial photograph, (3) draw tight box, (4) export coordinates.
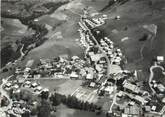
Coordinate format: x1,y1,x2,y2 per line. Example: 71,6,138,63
0,0,165,117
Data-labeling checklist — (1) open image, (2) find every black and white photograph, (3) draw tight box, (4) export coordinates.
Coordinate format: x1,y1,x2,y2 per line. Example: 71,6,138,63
0,0,165,117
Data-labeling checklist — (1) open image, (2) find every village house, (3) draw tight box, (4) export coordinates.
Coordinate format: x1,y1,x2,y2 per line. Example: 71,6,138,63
31,82,39,88
24,67,31,73
157,56,164,63
23,81,31,88
123,80,140,94
70,71,79,79
34,74,41,79
122,92,148,105
42,88,49,92
89,82,96,88
79,69,87,77
71,56,80,61
133,95,148,105
34,86,43,92
122,104,141,117
95,64,103,73
86,73,94,80
17,75,26,83
12,84,19,90
13,89,21,94
5,82,12,89
104,86,114,95
90,54,104,62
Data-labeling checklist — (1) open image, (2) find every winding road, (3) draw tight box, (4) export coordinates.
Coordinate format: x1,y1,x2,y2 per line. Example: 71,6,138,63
19,44,25,60
148,62,165,95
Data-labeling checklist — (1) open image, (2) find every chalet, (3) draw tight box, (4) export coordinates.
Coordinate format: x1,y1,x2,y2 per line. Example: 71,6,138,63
13,84,19,89
25,81,31,85
79,69,86,77
104,86,114,95
157,56,164,63
144,106,151,112
59,54,69,60
13,89,21,94
115,15,121,20
114,59,121,65
151,106,156,111
42,88,49,92
89,82,96,88
107,51,113,56
102,14,108,20
123,80,140,94
78,21,88,31
5,82,12,88
24,81,31,87
88,51,94,56
134,95,148,105
31,82,39,88
123,104,141,117
109,44,114,49
24,67,31,72
17,75,25,83
162,97,165,103
90,54,104,62
34,74,41,79
70,72,79,79
157,84,165,93
72,56,79,61
99,59,106,64
95,64,102,72
86,73,94,80
85,19,96,28
117,91,124,98
35,86,43,92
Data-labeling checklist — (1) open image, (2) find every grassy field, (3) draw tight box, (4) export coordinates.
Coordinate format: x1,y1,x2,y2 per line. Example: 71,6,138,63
1,18,34,49
38,79,82,95
17,0,111,64
2,0,165,88
0,0,109,69
38,79,68,91
21,7,85,64
98,0,165,72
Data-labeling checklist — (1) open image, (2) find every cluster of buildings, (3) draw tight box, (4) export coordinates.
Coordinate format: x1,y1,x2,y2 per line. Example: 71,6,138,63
100,37,123,65
1,75,50,117
103,70,165,117
78,9,165,116
1,8,165,117
150,80,165,95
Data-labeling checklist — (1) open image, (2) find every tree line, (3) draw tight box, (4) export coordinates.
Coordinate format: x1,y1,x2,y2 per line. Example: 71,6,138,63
49,93,102,114
1,1,69,68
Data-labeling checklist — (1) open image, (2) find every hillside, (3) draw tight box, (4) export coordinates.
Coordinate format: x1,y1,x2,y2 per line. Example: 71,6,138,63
1,0,165,78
